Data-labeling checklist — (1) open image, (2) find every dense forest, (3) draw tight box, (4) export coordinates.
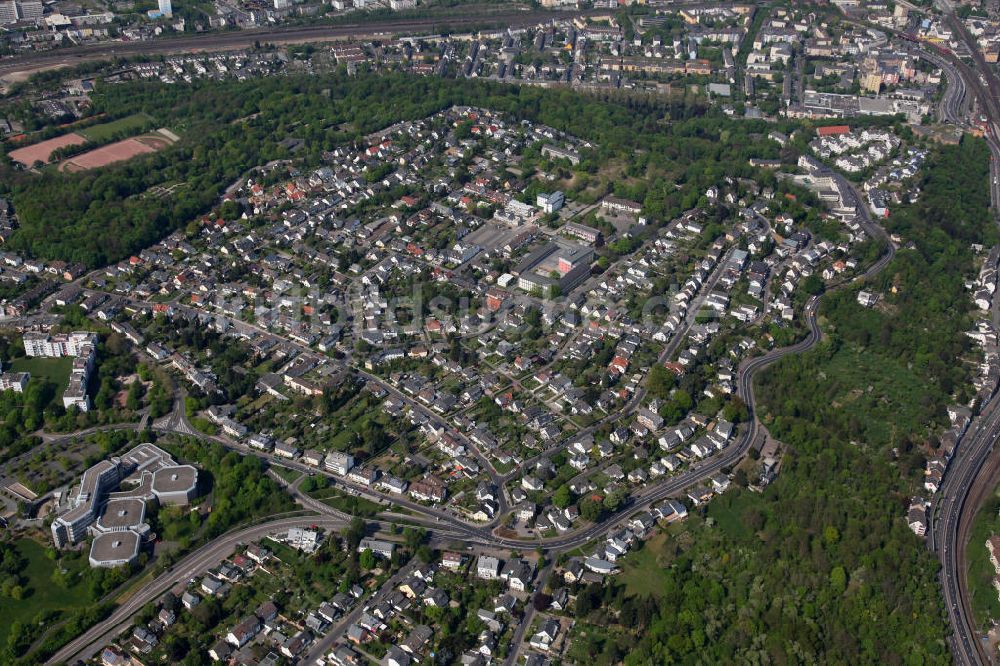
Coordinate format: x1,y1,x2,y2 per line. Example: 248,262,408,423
0,72,790,267
557,139,991,665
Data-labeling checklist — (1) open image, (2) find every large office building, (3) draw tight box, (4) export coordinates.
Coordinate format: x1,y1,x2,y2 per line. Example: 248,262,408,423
52,444,200,567
51,460,122,548
158,0,172,16
90,532,141,568
151,465,199,505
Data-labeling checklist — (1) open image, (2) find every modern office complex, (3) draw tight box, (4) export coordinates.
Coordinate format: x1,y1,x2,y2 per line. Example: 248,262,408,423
51,443,200,567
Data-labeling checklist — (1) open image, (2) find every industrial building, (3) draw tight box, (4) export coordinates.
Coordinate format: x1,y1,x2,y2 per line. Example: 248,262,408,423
514,241,594,298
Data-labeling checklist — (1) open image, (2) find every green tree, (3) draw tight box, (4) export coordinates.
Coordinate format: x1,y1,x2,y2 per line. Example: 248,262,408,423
552,485,572,510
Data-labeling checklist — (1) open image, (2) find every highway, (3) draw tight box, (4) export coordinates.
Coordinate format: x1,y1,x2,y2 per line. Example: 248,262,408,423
918,48,968,124
917,2,1000,665
0,9,909,657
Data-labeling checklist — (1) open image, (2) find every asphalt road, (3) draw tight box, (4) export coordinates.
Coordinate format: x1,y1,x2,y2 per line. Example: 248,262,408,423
47,515,351,665
924,3,1000,664
41,206,898,666
14,23,905,658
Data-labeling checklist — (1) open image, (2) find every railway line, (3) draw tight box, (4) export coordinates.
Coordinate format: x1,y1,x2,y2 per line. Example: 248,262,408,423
0,10,571,79
917,3,1000,665
0,6,910,659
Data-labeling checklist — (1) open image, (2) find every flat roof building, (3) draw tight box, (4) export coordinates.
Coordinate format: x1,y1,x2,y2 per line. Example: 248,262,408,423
52,444,200,564
23,330,96,358
95,498,146,534
152,465,199,505
514,241,594,298
51,459,121,547
89,531,141,568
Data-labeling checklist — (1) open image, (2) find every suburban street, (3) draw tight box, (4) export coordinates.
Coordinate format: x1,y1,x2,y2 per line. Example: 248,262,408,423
34,188,901,664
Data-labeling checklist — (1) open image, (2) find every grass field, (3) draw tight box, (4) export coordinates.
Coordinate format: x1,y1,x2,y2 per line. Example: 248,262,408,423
309,487,383,517
967,492,1000,630
271,465,302,485
77,112,155,142
0,539,92,645
10,356,73,395
619,530,678,598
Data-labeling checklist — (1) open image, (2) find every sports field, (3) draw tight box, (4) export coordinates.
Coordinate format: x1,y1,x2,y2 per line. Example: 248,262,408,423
60,135,171,172
77,112,155,142
8,133,87,167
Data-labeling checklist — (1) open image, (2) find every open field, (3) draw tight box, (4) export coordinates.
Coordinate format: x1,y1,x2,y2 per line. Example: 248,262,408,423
0,539,92,646
8,133,87,167
619,529,677,598
10,356,73,395
60,135,170,172
77,112,155,142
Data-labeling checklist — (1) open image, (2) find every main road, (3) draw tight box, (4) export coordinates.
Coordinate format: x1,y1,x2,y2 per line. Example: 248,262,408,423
921,2,1000,665
47,515,352,665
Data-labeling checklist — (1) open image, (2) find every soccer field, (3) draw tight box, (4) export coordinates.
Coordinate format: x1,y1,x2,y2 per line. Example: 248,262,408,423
77,112,155,142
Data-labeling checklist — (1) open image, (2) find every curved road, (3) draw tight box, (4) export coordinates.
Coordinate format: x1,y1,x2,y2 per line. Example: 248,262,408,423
45,211,898,663
47,515,351,665
27,75,900,663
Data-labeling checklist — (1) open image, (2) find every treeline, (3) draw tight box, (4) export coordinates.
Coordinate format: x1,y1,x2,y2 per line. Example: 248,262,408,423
161,437,295,539
759,138,994,444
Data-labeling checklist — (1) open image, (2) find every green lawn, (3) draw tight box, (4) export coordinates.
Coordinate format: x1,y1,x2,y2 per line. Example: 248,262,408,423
271,465,302,485
967,492,1000,630
77,112,155,142
618,530,678,598
0,539,92,645
309,487,383,517
10,356,73,395
706,492,753,541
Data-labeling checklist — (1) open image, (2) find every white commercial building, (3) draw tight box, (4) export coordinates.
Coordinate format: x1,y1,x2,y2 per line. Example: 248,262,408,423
0,1,18,24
